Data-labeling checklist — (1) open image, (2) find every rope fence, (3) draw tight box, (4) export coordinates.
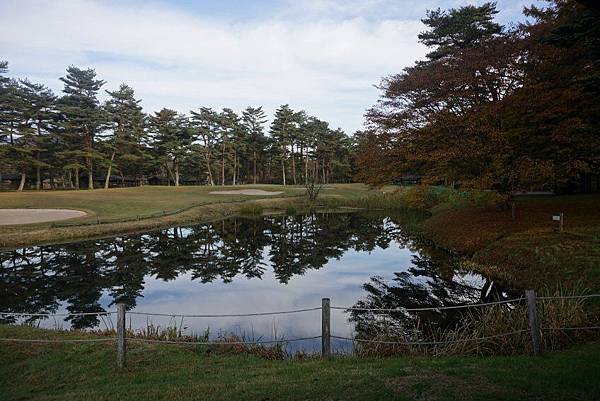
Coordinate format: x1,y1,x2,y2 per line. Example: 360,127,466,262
0,337,116,343
128,335,322,346
331,330,530,346
0,311,115,317
127,306,322,318
1,290,599,368
330,297,525,313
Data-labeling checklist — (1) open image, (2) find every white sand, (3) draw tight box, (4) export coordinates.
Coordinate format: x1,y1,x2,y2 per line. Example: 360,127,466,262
0,209,87,225
209,189,283,196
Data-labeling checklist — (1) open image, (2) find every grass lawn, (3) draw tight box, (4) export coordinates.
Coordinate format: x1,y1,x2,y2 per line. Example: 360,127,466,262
1,325,599,401
422,194,600,290
0,184,372,249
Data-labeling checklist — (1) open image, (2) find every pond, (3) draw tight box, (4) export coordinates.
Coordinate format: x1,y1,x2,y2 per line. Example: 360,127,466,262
0,211,513,352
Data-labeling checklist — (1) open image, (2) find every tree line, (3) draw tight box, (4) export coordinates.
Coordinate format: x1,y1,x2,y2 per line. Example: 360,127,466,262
355,0,600,193
0,64,354,190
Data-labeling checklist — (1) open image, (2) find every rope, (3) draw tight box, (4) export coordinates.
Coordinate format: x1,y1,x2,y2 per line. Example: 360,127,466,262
331,298,525,313
542,326,600,331
537,294,600,300
0,337,116,343
127,335,321,345
0,311,115,317
331,330,529,346
127,306,321,318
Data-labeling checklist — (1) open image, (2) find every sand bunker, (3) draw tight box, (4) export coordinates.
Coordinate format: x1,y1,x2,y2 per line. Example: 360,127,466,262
209,189,283,196
0,209,87,225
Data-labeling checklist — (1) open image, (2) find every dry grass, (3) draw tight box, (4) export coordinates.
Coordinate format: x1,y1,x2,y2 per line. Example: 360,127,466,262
422,194,600,290
356,291,598,357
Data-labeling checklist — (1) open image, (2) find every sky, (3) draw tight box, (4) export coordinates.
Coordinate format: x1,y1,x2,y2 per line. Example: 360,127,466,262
0,0,534,133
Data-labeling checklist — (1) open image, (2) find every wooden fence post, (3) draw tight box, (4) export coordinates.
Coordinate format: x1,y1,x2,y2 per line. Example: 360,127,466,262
525,290,542,356
560,212,564,232
321,298,331,358
116,303,126,369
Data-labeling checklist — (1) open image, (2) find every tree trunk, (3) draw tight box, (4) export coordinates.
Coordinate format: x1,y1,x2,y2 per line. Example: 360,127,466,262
88,162,94,190
304,154,309,185
35,121,42,190
253,151,258,184
75,167,80,190
291,143,297,185
281,158,286,186
104,150,116,189
205,152,214,186
174,162,180,187
17,173,26,191
232,148,237,186
221,142,226,186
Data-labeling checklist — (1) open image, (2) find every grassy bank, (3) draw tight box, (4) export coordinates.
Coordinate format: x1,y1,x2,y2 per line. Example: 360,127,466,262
422,194,600,291
0,184,372,249
324,186,600,292
1,325,599,401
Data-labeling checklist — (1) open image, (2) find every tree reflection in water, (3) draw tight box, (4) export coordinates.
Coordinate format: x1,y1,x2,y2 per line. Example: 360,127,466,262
0,211,511,332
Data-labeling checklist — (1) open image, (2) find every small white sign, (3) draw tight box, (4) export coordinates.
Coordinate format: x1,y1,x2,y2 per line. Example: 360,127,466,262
552,215,561,221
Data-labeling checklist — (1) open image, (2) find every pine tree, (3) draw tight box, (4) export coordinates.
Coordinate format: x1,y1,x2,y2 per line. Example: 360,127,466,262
270,104,295,185
190,107,219,186
217,108,239,185
56,66,107,189
148,108,191,187
241,106,267,184
0,62,22,186
103,83,146,189
19,79,57,190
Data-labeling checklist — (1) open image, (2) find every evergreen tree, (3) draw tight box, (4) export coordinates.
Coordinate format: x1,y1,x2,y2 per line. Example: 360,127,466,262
190,107,219,186
241,106,267,184
148,108,191,187
19,79,57,189
217,108,239,185
270,104,295,185
103,83,146,188
56,66,107,189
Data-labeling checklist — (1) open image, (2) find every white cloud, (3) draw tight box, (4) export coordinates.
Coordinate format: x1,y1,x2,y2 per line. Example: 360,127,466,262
0,0,427,132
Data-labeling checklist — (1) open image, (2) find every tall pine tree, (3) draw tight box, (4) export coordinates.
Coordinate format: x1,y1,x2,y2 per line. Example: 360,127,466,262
56,66,106,189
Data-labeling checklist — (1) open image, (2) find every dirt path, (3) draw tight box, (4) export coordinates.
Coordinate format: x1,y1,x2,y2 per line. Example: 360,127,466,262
0,209,87,225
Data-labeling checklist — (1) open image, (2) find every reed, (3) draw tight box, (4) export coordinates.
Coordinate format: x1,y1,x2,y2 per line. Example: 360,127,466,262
355,288,598,357
238,204,264,216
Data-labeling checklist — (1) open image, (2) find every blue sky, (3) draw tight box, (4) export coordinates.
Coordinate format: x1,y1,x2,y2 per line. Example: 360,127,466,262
0,0,534,133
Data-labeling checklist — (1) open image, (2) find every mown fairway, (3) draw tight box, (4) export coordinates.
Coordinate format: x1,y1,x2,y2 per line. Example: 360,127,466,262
0,185,305,222
0,184,372,248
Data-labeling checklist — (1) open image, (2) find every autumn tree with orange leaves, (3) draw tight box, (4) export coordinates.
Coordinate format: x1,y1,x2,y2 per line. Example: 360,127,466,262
357,1,600,193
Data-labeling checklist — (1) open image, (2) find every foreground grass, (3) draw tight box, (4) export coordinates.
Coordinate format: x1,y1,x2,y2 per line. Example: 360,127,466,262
1,325,599,401
0,184,372,248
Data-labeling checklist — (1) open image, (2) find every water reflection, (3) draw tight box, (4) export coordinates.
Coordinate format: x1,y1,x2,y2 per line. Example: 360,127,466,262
0,211,508,349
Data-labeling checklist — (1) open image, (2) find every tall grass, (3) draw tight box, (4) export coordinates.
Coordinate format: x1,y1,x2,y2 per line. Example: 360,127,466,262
355,288,598,357
322,185,505,212
238,204,264,216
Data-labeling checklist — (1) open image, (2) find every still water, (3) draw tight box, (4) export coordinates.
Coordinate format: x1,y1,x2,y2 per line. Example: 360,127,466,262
0,211,505,352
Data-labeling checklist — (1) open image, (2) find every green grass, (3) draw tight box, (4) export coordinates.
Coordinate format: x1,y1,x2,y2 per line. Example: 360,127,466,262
1,325,599,401
0,184,374,248
0,185,305,222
